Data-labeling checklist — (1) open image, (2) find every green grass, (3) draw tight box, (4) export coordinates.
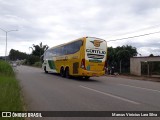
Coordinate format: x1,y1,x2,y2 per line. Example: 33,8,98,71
0,60,24,120
0,60,14,76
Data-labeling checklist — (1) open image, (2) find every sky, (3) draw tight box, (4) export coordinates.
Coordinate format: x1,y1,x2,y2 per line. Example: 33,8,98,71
0,0,160,56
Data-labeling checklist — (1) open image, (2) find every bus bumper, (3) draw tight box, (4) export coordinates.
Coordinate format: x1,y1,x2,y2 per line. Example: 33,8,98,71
80,70,105,77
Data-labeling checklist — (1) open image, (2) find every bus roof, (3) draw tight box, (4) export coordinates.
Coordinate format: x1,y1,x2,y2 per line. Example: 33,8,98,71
46,36,106,51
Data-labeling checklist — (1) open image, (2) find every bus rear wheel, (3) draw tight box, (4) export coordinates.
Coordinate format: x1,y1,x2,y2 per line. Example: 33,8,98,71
60,67,65,77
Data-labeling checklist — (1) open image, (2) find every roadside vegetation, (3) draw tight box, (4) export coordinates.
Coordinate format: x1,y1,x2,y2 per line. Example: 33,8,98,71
9,42,48,67
9,42,138,72
0,60,24,120
107,45,138,74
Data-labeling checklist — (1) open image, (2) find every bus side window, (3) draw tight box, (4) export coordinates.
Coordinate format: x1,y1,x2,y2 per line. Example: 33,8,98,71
51,49,56,56
61,46,67,55
65,44,72,55
56,47,61,56
72,40,82,53
54,48,60,56
63,45,68,55
60,40,83,55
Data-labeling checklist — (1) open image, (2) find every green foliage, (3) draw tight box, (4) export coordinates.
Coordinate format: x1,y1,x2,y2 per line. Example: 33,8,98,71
0,76,23,112
149,54,154,57
0,60,14,76
27,55,40,65
33,62,42,67
9,42,48,66
9,49,28,61
30,42,49,57
23,42,49,66
107,47,116,67
107,45,138,73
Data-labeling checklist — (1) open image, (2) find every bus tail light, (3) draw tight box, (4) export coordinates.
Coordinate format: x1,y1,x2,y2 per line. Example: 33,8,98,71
81,59,86,70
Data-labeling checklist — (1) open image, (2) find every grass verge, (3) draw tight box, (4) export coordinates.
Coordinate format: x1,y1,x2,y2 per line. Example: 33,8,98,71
0,60,24,120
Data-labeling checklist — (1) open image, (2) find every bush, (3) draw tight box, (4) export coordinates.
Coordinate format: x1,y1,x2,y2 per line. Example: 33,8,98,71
27,55,40,65
0,60,14,76
33,62,42,67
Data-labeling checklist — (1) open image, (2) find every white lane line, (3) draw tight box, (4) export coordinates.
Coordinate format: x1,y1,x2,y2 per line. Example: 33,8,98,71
79,85,140,105
118,84,160,93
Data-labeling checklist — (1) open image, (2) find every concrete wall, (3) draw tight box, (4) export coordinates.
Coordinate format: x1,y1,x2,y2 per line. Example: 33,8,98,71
130,56,160,76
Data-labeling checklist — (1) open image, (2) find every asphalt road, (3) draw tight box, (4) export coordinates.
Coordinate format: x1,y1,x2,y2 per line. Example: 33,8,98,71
16,65,160,120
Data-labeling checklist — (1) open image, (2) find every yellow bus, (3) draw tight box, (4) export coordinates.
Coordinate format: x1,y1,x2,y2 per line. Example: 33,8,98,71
42,37,107,79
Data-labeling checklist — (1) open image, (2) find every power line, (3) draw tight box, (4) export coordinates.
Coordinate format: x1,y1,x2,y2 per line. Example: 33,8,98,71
107,23,160,38
107,31,160,42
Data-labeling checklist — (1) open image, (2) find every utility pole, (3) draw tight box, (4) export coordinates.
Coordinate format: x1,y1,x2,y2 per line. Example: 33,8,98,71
0,28,18,61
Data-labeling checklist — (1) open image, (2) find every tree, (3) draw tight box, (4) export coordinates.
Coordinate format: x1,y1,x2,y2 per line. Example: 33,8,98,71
107,45,138,73
30,42,49,57
27,55,40,65
27,42,49,65
107,47,116,67
149,54,154,57
116,50,130,73
9,49,28,60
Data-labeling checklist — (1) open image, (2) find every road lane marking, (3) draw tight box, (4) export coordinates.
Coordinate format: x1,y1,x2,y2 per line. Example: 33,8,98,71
79,85,140,105
118,84,160,93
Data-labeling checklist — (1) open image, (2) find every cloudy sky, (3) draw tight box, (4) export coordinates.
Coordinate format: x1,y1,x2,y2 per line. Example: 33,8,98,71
0,0,160,56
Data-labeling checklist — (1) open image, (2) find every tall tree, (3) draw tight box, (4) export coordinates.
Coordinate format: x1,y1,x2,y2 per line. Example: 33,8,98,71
30,42,49,57
9,49,28,60
149,54,154,57
107,45,138,73
107,47,116,67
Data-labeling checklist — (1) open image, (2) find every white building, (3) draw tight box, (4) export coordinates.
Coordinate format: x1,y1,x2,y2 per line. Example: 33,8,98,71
130,56,160,77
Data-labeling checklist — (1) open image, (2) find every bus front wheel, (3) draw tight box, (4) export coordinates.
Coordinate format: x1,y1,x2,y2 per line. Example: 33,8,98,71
44,67,48,73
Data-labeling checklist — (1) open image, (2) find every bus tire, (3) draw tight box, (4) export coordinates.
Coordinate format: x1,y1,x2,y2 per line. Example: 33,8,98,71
44,66,48,73
60,67,65,77
65,67,70,79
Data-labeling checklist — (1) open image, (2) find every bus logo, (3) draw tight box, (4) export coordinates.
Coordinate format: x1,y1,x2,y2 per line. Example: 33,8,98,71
90,40,103,47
